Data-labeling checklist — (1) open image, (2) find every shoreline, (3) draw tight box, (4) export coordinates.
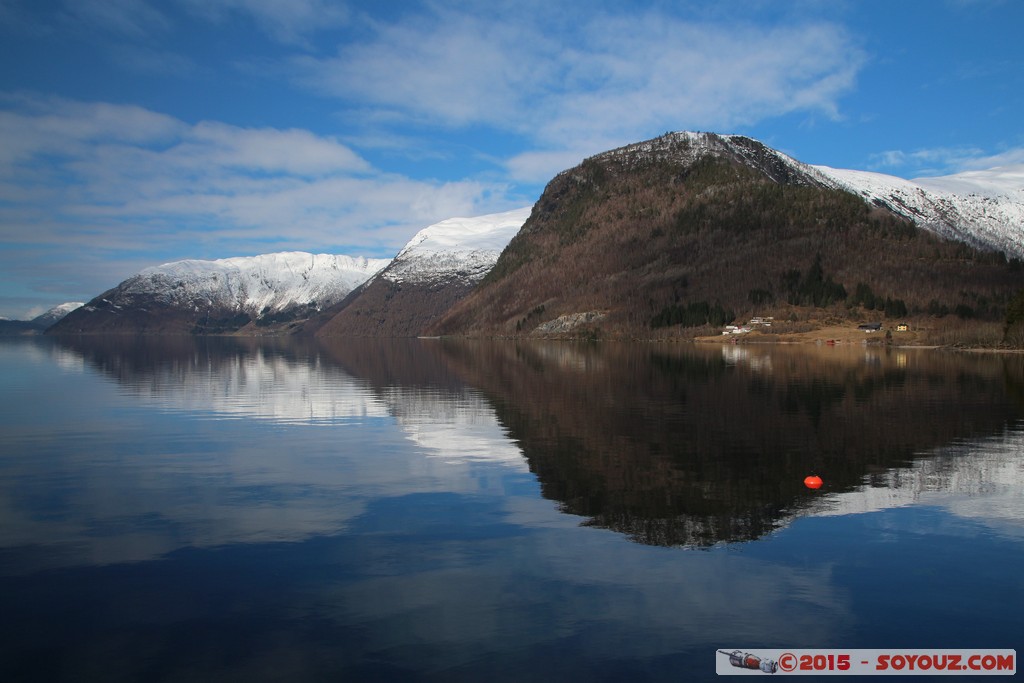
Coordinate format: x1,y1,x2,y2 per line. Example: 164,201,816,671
692,323,1022,353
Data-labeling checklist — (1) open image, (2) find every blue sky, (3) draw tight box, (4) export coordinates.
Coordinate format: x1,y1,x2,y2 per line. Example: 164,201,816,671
1,0,1022,318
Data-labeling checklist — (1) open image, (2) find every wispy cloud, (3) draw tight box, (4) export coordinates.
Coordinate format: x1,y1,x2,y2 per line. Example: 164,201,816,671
868,144,1024,177
0,95,518,308
958,148,1024,171
291,10,540,128
292,6,864,182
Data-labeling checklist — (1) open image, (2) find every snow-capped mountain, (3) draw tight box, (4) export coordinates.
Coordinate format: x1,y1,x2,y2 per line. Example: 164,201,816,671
597,131,833,186
50,252,389,334
32,302,84,327
594,132,1024,257
0,301,84,334
813,164,1024,258
129,252,389,315
381,207,533,285
316,208,531,337
431,131,1024,338
563,130,1024,273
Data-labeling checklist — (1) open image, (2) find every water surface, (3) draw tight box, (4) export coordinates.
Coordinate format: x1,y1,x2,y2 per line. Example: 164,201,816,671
1,337,1022,681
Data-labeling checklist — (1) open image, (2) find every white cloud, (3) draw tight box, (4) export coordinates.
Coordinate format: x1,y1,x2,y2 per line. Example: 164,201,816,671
960,147,1024,170
292,7,863,182
504,148,597,186
178,121,372,176
0,96,517,308
868,144,1024,177
292,11,541,127
0,95,184,163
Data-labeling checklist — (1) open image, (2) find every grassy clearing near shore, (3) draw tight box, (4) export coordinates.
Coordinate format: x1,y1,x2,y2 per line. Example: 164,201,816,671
695,318,1016,349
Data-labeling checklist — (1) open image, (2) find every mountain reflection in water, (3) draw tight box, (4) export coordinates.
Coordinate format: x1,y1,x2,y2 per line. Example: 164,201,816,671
52,336,1024,549
422,340,1024,547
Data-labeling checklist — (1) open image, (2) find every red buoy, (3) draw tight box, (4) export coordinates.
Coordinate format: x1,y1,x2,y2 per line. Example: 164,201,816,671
804,475,823,489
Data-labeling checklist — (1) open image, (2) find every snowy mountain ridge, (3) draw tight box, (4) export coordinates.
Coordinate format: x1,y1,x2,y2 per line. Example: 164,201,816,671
114,252,390,317
593,132,1024,258
32,302,84,326
592,131,838,186
0,301,84,334
380,207,533,286
314,207,533,338
814,163,1024,258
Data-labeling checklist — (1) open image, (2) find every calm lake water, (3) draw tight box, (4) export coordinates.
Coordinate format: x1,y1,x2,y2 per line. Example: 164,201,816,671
1,336,1022,681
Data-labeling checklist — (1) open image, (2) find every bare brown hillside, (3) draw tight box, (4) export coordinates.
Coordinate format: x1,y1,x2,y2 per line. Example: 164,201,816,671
315,276,477,338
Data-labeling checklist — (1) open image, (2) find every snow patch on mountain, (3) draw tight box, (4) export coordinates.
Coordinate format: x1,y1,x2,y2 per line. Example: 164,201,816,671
381,207,532,285
120,252,389,316
813,164,1024,258
32,302,84,326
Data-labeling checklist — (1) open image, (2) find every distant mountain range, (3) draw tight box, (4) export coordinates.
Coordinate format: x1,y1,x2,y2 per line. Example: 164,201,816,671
46,132,1024,338
50,253,389,335
0,302,83,335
